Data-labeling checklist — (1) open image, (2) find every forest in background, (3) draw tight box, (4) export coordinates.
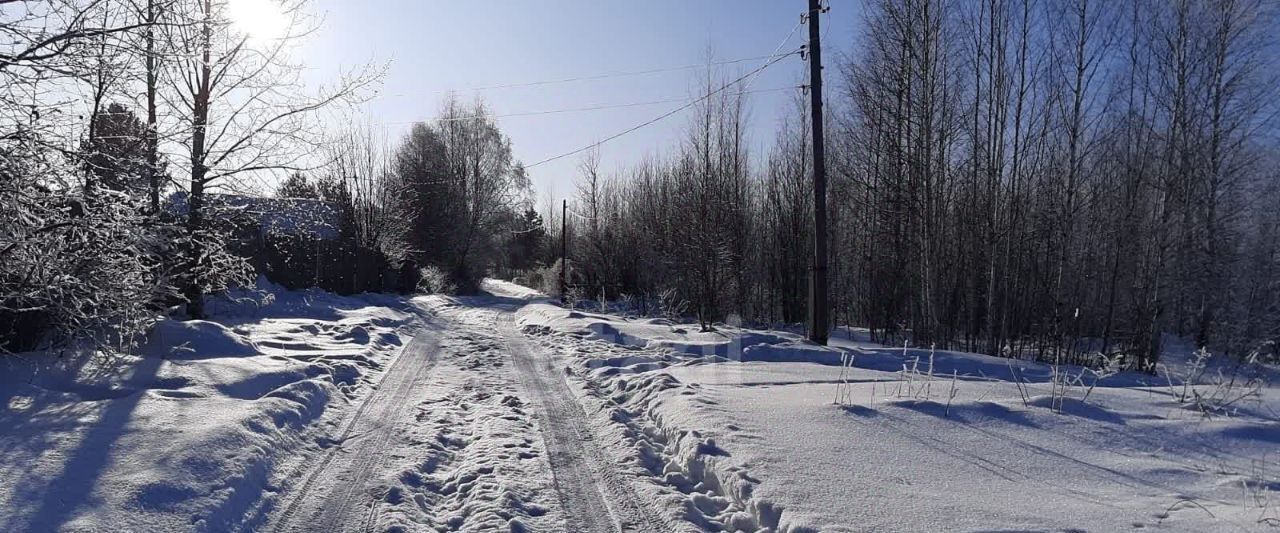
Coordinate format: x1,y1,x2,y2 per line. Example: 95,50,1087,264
546,0,1280,370
4,0,1280,373
0,0,535,354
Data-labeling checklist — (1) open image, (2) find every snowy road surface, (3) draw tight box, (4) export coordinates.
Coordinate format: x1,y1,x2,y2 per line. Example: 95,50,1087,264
501,307,670,532
268,326,441,532
267,288,670,532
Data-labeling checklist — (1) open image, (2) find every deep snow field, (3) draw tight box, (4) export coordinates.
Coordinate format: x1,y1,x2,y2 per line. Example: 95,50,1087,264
0,283,418,532
516,297,1280,532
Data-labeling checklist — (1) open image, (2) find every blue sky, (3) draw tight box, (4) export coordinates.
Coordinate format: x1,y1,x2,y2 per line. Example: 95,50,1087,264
297,1,858,206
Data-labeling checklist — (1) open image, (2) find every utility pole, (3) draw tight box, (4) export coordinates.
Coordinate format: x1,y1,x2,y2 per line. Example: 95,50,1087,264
559,199,568,304
806,0,829,345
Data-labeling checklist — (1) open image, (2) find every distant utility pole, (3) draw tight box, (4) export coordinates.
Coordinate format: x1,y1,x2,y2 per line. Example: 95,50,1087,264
559,199,568,304
807,0,829,345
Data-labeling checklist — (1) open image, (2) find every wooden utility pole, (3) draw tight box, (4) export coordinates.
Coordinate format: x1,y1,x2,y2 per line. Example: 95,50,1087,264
807,0,829,345
559,199,568,303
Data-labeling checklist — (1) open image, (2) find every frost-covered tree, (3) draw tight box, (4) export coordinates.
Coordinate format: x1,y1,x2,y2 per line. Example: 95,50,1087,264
276,172,317,199
82,103,152,197
163,0,378,317
0,1,173,353
393,96,528,291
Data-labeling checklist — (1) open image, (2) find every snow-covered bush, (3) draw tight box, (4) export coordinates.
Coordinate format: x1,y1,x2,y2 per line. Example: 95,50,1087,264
564,285,587,310
655,287,689,321
0,141,168,354
173,224,255,311
539,258,573,299
1039,353,1119,413
894,344,937,400
512,267,548,297
416,265,456,295
1159,347,1268,417
1080,354,1122,402
589,288,689,320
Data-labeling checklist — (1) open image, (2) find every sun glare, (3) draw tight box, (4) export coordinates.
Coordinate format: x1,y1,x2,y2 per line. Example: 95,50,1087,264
226,0,289,43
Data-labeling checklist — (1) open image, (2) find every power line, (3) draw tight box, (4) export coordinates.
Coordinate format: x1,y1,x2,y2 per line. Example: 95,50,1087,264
373,86,797,127
523,54,798,169
743,18,804,93
523,21,807,170
473,54,779,90
524,51,797,170
375,54,781,99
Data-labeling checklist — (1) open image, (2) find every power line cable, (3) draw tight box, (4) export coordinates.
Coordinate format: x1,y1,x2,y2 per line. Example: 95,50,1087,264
743,18,803,93
524,21,808,170
373,86,797,126
473,54,777,90
375,54,781,99
524,50,797,170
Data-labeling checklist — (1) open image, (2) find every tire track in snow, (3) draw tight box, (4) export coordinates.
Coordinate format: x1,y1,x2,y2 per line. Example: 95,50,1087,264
496,310,672,533
369,309,559,532
268,324,441,533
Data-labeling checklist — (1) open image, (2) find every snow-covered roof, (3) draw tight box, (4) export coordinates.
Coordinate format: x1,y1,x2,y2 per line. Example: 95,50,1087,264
167,191,340,239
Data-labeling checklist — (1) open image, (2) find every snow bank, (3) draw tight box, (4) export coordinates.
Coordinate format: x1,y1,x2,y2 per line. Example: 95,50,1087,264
144,319,257,359
514,326,811,531
481,278,548,301
586,353,1280,531
516,302,848,364
513,289,1280,532
741,340,846,365
0,282,418,531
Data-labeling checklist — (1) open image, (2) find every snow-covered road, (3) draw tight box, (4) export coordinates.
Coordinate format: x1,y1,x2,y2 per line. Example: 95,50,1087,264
269,325,442,532
267,287,671,532
500,304,670,532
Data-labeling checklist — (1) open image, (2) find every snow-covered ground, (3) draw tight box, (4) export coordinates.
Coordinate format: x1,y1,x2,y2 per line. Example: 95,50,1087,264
0,279,673,532
4,278,1277,532
517,293,1280,532
0,282,418,532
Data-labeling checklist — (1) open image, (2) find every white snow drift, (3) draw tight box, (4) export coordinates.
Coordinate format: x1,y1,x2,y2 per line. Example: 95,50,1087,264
517,287,1280,532
0,281,417,532
3,278,1277,532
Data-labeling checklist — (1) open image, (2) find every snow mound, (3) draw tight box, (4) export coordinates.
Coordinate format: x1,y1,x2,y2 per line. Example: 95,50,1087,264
261,378,334,429
144,319,257,359
1025,395,1128,424
481,278,547,300
518,294,1280,532
740,341,846,364
517,302,844,362
0,284,420,532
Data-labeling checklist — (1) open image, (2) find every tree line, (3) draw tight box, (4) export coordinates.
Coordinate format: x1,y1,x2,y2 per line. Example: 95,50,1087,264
0,0,531,354
550,0,1280,368
6,0,1278,369
274,98,536,296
